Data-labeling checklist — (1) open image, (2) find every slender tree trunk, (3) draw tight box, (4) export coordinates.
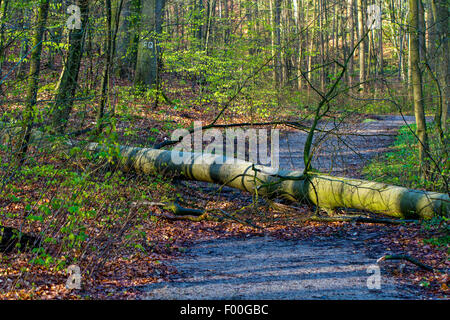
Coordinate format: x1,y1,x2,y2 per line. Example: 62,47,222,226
205,0,216,54
426,0,435,68
135,0,157,87
409,0,430,177
224,0,230,44
274,0,282,87
431,0,449,130
116,0,132,79
378,0,383,76
51,0,89,133
295,0,303,89
307,0,317,98
197,0,204,47
408,32,413,100
0,0,9,92
418,0,426,60
17,0,50,163
319,0,325,92
347,0,354,87
269,0,276,84
15,5,30,77
357,0,366,91
97,0,113,133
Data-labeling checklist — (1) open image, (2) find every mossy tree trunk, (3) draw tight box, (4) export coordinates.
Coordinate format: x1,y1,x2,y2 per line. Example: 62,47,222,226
431,0,449,130
50,0,89,133
1,126,448,220
115,0,133,79
85,143,449,220
17,0,50,164
96,0,113,133
357,0,366,91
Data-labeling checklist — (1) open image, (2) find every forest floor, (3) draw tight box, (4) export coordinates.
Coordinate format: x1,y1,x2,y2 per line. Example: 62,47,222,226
133,115,446,300
1,111,448,300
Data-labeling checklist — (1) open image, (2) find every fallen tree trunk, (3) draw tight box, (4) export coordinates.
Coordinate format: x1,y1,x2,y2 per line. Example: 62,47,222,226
86,143,449,220
1,126,449,220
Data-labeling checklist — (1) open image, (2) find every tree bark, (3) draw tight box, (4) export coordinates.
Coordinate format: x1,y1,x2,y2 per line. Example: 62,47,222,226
83,143,447,220
96,0,113,134
51,0,89,133
357,0,366,91
17,0,50,164
431,0,449,130
408,0,430,177
0,0,9,91
115,0,132,79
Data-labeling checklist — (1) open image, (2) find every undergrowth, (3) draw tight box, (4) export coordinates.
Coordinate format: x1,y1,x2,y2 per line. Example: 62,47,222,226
363,123,449,193
363,123,450,250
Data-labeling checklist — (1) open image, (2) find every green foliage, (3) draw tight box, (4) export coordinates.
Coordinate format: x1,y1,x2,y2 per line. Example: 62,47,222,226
0,124,176,273
363,124,449,193
421,216,450,252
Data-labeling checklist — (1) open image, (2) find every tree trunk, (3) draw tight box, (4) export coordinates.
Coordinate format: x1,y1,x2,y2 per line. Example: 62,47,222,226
96,0,113,133
357,0,365,91
319,0,325,92
134,0,165,88
51,0,89,133
17,0,50,164
418,0,426,61
378,0,383,76
0,226,40,253
0,0,9,92
431,0,449,130
15,5,30,78
409,0,430,177
82,143,448,220
295,0,303,89
115,0,132,79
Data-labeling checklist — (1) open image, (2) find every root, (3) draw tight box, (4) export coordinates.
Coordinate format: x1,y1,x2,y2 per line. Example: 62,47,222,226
377,254,436,272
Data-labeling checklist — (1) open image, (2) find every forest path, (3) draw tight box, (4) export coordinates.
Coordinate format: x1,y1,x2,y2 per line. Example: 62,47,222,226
277,115,418,176
140,235,424,299
138,115,430,300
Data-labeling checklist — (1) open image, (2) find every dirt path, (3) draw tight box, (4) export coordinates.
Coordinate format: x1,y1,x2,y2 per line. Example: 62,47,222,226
138,115,433,300
278,115,419,176
141,235,424,300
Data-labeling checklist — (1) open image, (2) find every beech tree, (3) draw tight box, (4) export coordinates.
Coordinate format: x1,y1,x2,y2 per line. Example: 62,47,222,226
50,0,89,133
134,0,166,88
408,0,430,177
17,0,50,163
